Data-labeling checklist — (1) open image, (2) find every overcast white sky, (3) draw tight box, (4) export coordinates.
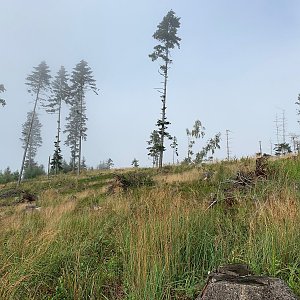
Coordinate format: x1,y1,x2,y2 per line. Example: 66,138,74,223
1,0,300,170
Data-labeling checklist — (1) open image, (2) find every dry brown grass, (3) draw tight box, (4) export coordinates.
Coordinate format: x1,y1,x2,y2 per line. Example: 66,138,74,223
154,168,202,184
255,188,299,226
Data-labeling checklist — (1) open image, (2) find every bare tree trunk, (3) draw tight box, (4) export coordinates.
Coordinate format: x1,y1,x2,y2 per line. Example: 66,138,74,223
226,130,230,161
55,96,62,175
187,135,190,162
47,156,51,179
77,90,83,176
17,89,40,186
77,135,82,176
72,150,76,172
172,149,175,165
159,59,168,169
28,144,32,169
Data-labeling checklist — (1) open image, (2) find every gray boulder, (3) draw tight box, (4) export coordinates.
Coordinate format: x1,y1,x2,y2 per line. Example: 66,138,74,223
198,264,298,300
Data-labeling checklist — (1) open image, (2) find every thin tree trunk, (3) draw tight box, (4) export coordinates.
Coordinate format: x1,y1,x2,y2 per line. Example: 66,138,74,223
28,144,32,168
55,96,62,174
187,135,190,162
78,135,82,176
17,88,40,186
72,150,76,172
172,149,175,165
47,156,51,179
159,58,168,169
77,89,83,176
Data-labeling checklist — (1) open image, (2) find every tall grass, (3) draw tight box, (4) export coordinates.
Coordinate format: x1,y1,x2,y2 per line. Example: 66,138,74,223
0,158,299,299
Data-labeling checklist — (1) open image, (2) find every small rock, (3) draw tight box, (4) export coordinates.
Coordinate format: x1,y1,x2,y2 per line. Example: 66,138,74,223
92,205,102,211
25,205,41,211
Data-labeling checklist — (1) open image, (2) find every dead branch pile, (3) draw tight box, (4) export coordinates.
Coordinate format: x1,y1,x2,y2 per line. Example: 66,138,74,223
207,156,270,209
0,188,37,206
107,172,154,194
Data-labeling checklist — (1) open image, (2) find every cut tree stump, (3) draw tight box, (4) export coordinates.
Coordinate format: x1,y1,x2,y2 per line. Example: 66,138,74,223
198,264,298,300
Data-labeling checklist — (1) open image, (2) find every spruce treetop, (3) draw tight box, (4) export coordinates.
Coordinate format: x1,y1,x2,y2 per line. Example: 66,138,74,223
46,66,70,113
52,66,70,100
70,60,97,95
149,10,181,63
26,61,51,94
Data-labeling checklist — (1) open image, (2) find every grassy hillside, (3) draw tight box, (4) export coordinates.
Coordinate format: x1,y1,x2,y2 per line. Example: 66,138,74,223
0,157,300,299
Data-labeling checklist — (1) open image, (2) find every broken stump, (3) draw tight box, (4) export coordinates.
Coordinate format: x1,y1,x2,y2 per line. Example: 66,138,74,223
198,264,298,300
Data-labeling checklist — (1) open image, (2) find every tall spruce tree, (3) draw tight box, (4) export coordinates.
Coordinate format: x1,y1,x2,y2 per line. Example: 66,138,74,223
149,10,181,169
64,60,97,175
46,66,70,174
0,84,6,107
18,61,51,185
20,111,43,170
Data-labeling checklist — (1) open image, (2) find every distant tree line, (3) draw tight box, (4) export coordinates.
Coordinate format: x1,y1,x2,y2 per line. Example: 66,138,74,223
0,167,19,184
97,158,114,170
